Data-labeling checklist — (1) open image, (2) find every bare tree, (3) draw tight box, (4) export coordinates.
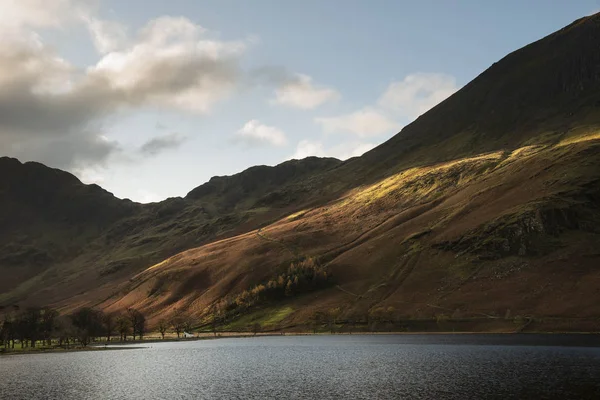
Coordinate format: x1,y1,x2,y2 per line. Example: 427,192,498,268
127,309,146,341
23,307,42,348
103,313,115,342
0,313,13,349
70,308,104,346
158,319,168,340
55,316,75,349
171,316,184,339
183,319,193,334
40,308,59,346
116,315,130,341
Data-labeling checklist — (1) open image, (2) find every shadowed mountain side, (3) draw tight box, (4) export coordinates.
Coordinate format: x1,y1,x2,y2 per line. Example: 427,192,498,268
0,156,340,305
186,157,342,212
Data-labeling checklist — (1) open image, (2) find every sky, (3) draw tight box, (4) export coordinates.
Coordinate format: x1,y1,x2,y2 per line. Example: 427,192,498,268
1,0,598,202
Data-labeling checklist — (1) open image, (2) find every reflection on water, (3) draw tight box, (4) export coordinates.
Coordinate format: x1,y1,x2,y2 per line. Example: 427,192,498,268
1,334,600,399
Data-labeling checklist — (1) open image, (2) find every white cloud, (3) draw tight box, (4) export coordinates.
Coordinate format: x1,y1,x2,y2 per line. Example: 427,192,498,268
83,16,128,54
235,120,287,147
273,74,339,109
0,0,87,30
291,139,326,159
314,72,458,139
290,140,375,160
87,15,247,114
0,6,250,170
315,107,399,137
76,166,106,186
378,72,458,119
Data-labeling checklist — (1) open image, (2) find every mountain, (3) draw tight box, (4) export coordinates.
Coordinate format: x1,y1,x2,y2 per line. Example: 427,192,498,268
1,14,600,332
0,156,340,308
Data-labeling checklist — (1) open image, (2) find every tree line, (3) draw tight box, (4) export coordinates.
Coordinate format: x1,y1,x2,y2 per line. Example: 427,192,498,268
0,305,147,349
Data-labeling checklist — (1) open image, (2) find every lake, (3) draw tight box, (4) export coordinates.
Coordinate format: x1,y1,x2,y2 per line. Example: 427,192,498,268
1,334,600,399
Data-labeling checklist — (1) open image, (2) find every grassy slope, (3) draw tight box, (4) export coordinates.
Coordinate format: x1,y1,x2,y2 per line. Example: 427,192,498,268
94,131,600,330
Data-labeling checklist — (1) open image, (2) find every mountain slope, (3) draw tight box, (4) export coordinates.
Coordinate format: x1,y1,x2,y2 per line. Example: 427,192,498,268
1,14,600,332
0,156,341,306
337,13,600,186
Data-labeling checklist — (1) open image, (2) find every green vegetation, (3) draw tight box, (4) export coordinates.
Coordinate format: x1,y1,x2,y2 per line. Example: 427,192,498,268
220,306,295,331
212,257,332,321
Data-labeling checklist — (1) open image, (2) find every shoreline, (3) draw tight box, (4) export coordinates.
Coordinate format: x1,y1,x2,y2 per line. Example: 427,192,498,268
3,331,600,356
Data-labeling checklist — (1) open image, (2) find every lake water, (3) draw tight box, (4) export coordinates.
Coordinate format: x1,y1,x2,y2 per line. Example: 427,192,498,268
1,334,600,399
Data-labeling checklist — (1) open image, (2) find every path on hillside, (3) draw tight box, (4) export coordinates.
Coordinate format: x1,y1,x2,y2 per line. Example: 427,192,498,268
256,228,300,259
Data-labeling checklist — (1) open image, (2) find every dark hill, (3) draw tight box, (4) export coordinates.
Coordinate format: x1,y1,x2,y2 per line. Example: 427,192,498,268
0,156,338,305
186,157,341,211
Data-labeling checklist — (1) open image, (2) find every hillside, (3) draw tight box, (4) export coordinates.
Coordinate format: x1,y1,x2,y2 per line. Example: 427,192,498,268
1,14,600,332
0,156,341,307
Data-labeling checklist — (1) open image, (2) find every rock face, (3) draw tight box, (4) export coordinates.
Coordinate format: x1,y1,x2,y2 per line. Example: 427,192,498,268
1,14,600,331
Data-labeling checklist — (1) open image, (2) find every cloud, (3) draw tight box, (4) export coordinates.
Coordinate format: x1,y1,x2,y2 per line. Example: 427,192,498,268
291,140,326,159
235,120,287,147
86,15,246,114
0,4,250,170
314,72,458,139
0,0,87,30
75,166,106,185
83,16,129,54
315,108,399,137
290,139,375,160
272,74,339,109
140,133,186,156
378,73,458,119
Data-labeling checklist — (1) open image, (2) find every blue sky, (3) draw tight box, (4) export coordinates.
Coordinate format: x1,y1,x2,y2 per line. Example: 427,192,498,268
1,0,598,202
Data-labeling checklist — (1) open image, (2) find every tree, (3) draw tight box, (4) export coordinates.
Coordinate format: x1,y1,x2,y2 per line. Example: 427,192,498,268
116,315,130,341
171,317,184,338
55,316,75,348
183,319,194,334
127,309,146,341
40,308,59,346
209,312,222,337
103,313,115,342
171,310,186,339
23,307,42,348
14,313,28,348
0,313,14,349
158,319,168,340
70,307,104,346
251,322,261,336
